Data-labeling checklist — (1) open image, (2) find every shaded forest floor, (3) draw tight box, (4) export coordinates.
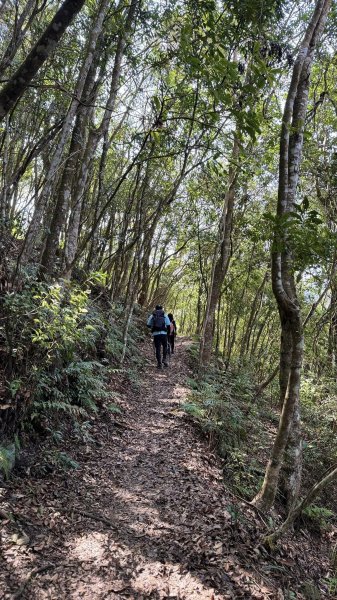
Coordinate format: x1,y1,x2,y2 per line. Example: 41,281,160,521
0,338,334,599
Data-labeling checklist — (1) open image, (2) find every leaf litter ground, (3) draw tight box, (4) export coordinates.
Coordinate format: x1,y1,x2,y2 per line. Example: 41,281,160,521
0,338,335,599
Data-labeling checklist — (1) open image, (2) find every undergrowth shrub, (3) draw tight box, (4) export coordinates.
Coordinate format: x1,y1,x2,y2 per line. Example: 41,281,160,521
0,444,16,479
30,360,110,423
184,347,337,515
302,504,335,533
299,376,337,513
301,376,337,466
183,358,260,498
0,274,143,450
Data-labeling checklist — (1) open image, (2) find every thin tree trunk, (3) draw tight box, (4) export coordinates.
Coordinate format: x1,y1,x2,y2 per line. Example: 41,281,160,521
20,0,110,265
266,464,337,545
196,279,203,335
0,0,8,19
0,115,10,223
215,292,223,355
64,0,139,277
40,60,99,274
328,283,337,374
240,271,268,360
0,0,38,76
253,364,279,401
199,134,239,366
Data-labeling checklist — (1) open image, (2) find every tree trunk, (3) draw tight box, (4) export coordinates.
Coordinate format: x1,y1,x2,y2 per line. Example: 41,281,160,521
328,283,337,374
64,0,139,277
0,0,86,119
20,0,110,265
252,0,331,512
40,60,99,274
196,279,203,336
240,271,268,361
199,134,239,367
266,464,337,545
281,396,302,509
0,0,37,76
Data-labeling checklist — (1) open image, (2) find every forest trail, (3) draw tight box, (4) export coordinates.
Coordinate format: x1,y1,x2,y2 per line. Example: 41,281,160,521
2,339,283,600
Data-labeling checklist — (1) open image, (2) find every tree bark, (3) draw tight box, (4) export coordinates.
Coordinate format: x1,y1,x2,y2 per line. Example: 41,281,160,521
40,59,99,274
328,282,337,374
199,134,239,367
240,271,268,361
252,0,331,512
19,0,110,266
0,0,40,76
281,395,302,509
64,0,139,277
0,0,86,120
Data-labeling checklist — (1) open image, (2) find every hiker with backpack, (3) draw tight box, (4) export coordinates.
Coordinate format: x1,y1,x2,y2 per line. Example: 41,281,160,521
147,305,171,369
167,313,177,354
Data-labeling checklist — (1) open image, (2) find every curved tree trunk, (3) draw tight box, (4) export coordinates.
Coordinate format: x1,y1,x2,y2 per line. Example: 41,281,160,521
267,465,337,545
252,0,331,512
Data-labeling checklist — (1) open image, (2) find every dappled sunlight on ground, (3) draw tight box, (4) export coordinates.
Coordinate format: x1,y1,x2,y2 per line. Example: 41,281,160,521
69,532,108,562
0,339,310,599
131,560,226,599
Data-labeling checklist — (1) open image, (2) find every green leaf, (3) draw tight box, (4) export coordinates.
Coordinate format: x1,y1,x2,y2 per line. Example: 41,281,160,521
153,95,161,112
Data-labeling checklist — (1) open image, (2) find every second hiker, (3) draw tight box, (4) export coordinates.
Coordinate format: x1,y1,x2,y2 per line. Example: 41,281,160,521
167,313,177,354
147,305,171,369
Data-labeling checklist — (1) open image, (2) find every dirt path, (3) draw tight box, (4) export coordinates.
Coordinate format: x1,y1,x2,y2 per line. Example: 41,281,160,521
1,338,284,599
